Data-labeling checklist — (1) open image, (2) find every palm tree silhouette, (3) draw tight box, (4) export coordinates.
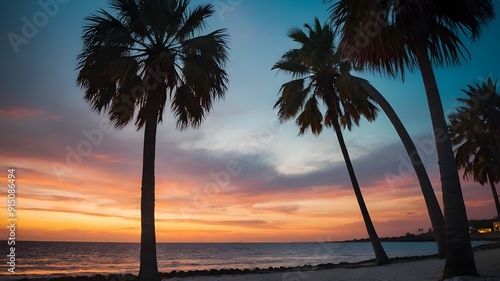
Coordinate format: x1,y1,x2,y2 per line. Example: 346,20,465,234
327,0,495,278
341,73,446,259
449,78,500,219
272,18,389,265
76,1,229,280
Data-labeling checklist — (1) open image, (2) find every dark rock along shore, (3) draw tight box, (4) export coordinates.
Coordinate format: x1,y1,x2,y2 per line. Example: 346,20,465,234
14,241,500,281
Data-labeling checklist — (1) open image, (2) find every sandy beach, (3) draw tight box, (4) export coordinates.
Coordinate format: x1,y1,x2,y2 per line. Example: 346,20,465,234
165,247,500,281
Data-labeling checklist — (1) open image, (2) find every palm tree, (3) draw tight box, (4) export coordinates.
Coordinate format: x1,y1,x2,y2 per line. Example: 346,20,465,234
343,73,446,258
327,0,495,278
449,78,500,219
76,1,229,280
273,18,390,265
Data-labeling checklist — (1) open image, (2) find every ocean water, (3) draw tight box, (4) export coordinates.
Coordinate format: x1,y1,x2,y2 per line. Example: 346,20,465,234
0,241,491,280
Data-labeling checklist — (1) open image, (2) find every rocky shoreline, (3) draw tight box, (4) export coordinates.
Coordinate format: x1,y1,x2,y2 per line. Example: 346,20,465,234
342,232,500,243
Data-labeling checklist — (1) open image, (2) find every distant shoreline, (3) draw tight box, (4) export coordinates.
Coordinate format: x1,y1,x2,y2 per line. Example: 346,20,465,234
3,232,499,244
340,232,500,243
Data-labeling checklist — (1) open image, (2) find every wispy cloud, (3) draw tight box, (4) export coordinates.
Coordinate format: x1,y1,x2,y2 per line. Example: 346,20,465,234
0,106,61,120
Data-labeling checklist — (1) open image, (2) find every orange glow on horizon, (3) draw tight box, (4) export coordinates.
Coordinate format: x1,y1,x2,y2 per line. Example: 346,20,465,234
1,150,497,244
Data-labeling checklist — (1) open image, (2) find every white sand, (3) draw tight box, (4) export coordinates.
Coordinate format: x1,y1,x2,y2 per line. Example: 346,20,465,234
165,248,500,281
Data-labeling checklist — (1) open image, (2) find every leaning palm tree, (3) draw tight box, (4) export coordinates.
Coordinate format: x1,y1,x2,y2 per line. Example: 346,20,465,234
449,78,500,219
327,0,495,278
273,18,389,265
342,73,446,259
76,1,229,280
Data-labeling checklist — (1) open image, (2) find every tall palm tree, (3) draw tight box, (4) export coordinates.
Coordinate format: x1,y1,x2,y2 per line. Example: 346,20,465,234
449,78,500,219
327,0,495,278
273,18,390,265
343,73,446,258
76,1,229,280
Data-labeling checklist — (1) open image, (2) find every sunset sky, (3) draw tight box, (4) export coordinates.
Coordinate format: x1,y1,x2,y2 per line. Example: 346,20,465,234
1,0,500,243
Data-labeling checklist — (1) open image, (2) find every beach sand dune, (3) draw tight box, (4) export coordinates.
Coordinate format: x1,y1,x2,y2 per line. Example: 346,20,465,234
167,248,500,281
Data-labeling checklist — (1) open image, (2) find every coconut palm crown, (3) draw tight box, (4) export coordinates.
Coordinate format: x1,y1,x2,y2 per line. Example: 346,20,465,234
273,19,379,135
76,1,229,280
77,0,229,130
326,0,495,78
449,78,500,218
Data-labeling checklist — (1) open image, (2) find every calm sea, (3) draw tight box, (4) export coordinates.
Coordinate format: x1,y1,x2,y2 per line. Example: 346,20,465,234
0,241,491,280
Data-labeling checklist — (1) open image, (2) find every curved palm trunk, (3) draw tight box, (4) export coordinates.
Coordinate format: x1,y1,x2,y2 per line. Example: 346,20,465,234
366,89,446,258
488,174,500,219
414,45,477,279
332,121,390,265
138,89,161,281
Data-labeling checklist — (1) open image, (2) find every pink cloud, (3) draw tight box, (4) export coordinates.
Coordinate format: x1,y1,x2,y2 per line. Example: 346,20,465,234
0,106,61,120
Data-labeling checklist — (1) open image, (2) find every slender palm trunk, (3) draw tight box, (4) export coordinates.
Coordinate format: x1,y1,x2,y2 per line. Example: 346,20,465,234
488,174,500,219
138,88,161,281
414,45,477,279
332,122,390,265
366,89,446,258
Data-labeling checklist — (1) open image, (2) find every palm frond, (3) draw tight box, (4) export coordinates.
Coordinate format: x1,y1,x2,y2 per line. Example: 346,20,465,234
327,0,496,78
274,79,309,121
449,77,500,184
111,74,145,129
288,27,310,45
171,83,205,130
272,60,310,78
110,0,156,44
434,0,495,40
181,29,230,64
176,4,213,41
296,95,323,135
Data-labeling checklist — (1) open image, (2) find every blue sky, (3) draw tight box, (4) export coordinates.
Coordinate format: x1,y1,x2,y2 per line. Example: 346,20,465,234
1,0,499,242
